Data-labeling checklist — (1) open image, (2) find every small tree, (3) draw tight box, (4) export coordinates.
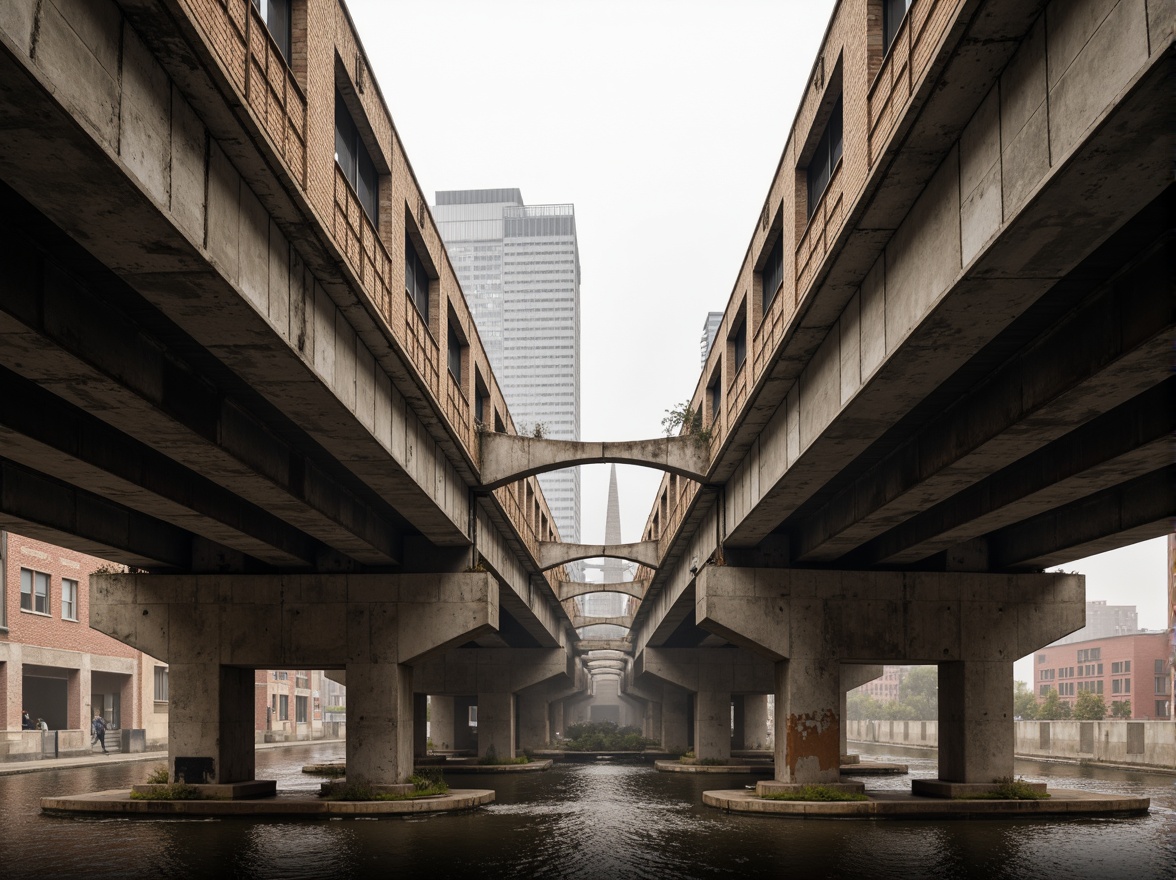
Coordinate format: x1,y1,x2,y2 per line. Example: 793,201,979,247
1013,681,1038,720
1111,699,1132,719
898,666,938,720
1072,691,1107,720
1037,687,1070,720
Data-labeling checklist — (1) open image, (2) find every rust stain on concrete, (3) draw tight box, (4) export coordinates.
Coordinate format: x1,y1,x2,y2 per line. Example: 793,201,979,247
786,708,840,774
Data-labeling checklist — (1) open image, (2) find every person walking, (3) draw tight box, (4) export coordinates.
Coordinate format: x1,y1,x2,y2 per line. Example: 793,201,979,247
21,710,33,730
91,712,108,754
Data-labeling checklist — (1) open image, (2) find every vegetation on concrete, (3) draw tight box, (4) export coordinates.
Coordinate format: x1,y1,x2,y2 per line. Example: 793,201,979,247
320,772,449,801
955,777,1050,801
846,666,938,721
759,785,870,802
478,744,529,765
661,401,711,447
145,765,170,785
130,782,205,801
558,721,658,752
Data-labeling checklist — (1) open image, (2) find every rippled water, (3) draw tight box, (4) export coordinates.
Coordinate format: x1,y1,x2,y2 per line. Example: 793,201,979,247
2,743,1172,879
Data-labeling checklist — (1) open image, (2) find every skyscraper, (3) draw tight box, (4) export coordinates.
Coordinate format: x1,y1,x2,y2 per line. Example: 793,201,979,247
700,311,723,367
434,189,581,543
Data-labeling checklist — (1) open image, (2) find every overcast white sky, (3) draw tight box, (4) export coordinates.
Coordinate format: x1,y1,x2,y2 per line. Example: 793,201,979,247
344,0,1170,644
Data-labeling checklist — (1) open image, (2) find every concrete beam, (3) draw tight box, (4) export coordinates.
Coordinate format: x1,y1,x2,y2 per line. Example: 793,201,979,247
412,648,572,696
573,639,633,653
572,613,634,630
539,541,659,571
636,647,775,694
478,434,709,490
557,580,647,601
694,566,1084,662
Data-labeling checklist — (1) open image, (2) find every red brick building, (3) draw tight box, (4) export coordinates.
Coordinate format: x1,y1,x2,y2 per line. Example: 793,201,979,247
1033,631,1172,720
0,532,168,758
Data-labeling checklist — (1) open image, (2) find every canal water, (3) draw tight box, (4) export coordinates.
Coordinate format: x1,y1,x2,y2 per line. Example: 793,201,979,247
1,743,1172,879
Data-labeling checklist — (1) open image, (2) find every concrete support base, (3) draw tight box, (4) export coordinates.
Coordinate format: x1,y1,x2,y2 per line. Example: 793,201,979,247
756,780,865,796
477,692,515,759
938,660,1014,783
320,780,414,797
131,780,276,799
910,779,1048,799
694,690,732,763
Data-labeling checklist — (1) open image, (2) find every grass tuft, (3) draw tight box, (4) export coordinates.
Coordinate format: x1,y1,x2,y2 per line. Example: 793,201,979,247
130,782,205,801
760,785,869,802
955,777,1050,800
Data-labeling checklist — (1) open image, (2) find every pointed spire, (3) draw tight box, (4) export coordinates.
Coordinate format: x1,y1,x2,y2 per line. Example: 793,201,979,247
602,465,625,587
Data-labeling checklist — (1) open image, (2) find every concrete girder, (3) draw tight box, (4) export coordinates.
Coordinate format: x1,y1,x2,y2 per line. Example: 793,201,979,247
585,660,626,673
582,650,629,662
478,434,709,490
557,580,647,601
851,378,1176,567
539,541,658,571
412,648,573,696
693,566,1084,663
791,241,1174,565
574,639,633,654
572,613,634,630
636,647,775,694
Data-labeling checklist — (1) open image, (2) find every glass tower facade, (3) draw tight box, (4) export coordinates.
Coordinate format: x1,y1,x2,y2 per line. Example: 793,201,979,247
434,190,581,544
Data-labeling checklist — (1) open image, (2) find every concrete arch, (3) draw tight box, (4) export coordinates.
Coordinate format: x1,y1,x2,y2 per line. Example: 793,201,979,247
539,541,658,571
558,580,647,601
478,434,709,490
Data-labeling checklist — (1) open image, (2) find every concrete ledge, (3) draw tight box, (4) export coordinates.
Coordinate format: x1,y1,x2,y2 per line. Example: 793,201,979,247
911,779,1048,799
131,780,276,799
302,763,346,775
41,788,495,816
320,781,413,796
757,780,866,796
438,759,553,773
655,760,773,774
703,788,1150,819
841,761,909,776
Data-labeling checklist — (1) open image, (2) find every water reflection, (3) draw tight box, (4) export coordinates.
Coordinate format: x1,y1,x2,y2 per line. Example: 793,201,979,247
1,743,1172,879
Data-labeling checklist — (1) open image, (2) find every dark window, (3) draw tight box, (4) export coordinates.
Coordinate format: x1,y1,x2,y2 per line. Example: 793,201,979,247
296,695,308,723
732,320,747,370
447,324,463,382
405,239,430,323
709,379,721,425
252,0,291,63
474,371,489,424
761,236,783,312
279,695,289,721
154,667,169,702
334,92,379,224
806,97,843,219
883,0,912,56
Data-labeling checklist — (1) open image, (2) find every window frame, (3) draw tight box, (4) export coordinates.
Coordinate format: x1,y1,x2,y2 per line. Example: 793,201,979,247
154,666,169,702
20,568,50,616
882,0,913,57
405,236,432,324
61,578,78,621
334,90,379,225
252,0,292,64
806,96,843,220
760,234,784,314
279,694,289,721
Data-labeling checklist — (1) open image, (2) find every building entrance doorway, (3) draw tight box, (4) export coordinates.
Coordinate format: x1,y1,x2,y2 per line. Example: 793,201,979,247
22,667,68,730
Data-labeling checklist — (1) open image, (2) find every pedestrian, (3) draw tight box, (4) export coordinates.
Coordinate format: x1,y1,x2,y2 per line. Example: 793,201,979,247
37,718,48,732
92,712,108,754
21,710,33,730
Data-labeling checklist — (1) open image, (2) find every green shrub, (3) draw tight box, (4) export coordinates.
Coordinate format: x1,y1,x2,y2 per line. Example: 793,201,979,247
130,782,204,801
409,768,449,793
145,765,170,785
760,785,869,802
320,777,449,801
955,777,1050,801
559,721,660,752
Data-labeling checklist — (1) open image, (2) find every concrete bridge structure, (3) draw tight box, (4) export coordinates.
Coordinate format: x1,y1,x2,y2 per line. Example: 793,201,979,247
0,0,1171,799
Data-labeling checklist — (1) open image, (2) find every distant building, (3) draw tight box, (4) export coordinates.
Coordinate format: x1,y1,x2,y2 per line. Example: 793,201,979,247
434,189,581,544
700,311,723,367
253,669,343,742
0,531,167,758
860,665,913,703
1033,631,1171,719
1049,600,1139,645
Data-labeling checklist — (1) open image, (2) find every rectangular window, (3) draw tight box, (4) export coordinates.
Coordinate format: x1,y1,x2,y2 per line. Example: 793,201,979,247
61,578,77,621
761,236,783,312
1124,679,1131,694
1157,677,1170,695
1096,680,1103,694
447,324,463,382
252,0,291,63
334,92,379,224
296,695,308,723
1156,659,1166,674
708,378,721,426
295,671,309,689
20,568,49,614
405,238,430,323
732,319,747,371
1037,654,1046,664
883,0,912,55
806,96,843,219
1157,701,1170,718
279,695,289,721
468,705,478,726
154,666,169,702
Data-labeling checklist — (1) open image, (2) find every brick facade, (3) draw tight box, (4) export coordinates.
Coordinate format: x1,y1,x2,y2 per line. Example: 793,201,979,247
1033,632,1172,720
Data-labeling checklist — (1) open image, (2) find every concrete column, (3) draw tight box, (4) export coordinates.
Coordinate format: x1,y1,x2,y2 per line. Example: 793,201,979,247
3,646,22,730
477,691,514,759
938,660,1014,783
429,695,455,750
517,691,549,752
774,656,841,784
549,699,565,741
694,689,731,763
346,662,413,785
646,700,662,742
169,662,255,784
743,695,770,750
662,686,689,752
731,695,746,749
413,692,428,757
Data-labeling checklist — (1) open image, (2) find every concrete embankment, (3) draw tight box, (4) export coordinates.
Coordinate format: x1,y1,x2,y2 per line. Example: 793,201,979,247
846,720,1176,774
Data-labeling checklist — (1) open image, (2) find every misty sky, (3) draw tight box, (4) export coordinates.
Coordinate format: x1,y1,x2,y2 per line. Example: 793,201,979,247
344,0,1170,642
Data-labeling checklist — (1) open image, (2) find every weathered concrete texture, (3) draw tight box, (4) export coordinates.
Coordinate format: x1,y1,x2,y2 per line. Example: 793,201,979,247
538,541,659,571
90,572,498,784
429,696,455,751
701,788,1149,819
558,580,647,601
478,434,710,489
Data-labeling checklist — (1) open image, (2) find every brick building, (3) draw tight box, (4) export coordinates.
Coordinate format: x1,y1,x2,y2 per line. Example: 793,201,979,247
0,532,168,758
860,665,912,702
253,669,344,742
1033,631,1172,720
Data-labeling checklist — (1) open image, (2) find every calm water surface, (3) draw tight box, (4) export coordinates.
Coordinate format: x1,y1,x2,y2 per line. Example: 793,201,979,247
1,743,1172,879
